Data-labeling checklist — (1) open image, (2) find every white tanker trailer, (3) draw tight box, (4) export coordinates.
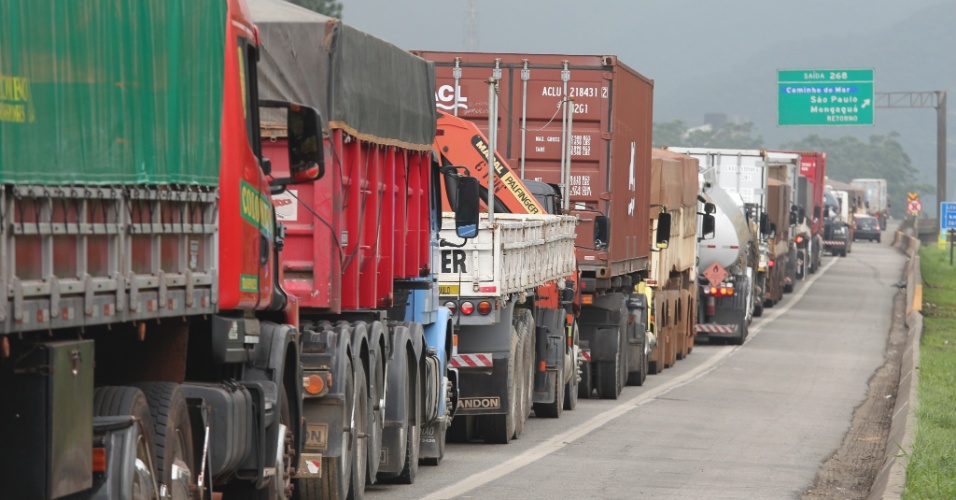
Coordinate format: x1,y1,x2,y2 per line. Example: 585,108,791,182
695,178,758,345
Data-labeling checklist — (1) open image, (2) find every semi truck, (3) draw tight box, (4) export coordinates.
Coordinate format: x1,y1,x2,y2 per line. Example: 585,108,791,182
694,177,756,345
252,1,478,497
413,52,667,400
766,151,803,293
431,110,580,443
764,178,791,305
0,1,326,498
666,148,770,318
646,149,701,374
796,151,828,273
850,178,889,229
791,172,813,280
824,179,864,257
667,148,773,341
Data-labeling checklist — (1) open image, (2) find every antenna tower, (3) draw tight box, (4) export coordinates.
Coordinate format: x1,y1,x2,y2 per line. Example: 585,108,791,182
465,0,478,51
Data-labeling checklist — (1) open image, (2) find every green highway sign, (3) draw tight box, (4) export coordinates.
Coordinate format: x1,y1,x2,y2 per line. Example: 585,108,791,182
777,69,874,126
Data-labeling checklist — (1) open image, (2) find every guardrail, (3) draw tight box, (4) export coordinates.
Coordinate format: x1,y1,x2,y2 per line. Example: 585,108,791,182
869,231,921,499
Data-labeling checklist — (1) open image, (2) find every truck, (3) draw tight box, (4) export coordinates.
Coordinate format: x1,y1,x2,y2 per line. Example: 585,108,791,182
252,1,478,497
850,178,889,229
0,1,326,498
431,110,580,443
694,177,756,345
795,151,828,273
823,179,864,257
763,179,790,306
646,149,700,374
791,172,813,280
666,148,771,318
766,151,803,294
413,52,669,400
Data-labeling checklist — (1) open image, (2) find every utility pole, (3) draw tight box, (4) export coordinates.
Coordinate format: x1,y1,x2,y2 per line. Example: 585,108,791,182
465,0,478,51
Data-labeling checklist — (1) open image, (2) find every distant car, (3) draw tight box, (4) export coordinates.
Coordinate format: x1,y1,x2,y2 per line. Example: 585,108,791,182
853,215,881,242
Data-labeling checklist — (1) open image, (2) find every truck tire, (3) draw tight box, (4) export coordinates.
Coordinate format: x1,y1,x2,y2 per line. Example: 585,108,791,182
479,326,518,444
512,309,534,438
563,322,580,410
304,357,360,500
393,368,419,484
132,382,195,498
93,387,157,494
626,331,648,387
731,317,747,346
596,329,623,399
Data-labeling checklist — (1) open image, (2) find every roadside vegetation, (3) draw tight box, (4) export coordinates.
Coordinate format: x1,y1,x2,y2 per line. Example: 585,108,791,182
905,245,956,498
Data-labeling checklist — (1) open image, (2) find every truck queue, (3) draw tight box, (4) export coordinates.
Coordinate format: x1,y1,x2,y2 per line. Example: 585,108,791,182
0,1,888,498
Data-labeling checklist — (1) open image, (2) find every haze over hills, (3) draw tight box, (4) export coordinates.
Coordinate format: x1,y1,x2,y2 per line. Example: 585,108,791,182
656,1,956,208
344,0,954,211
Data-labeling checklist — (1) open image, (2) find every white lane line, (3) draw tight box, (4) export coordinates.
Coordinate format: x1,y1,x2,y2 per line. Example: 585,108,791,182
422,256,839,500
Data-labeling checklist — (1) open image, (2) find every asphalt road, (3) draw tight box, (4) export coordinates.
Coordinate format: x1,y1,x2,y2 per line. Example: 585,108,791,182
368,235,906,500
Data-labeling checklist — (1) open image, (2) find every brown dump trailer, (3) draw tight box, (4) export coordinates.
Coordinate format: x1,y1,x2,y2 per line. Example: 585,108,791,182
414,51,657,398
765,178,791,306
648,149,699,373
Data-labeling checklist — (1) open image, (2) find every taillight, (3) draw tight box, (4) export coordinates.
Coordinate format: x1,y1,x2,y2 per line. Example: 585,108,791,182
768,259,775,268
477,301,492,315
704,286,735,297
795,235,804,244
460,301,475,315
92,447,106,473
302,372,330,397
444,301,457,314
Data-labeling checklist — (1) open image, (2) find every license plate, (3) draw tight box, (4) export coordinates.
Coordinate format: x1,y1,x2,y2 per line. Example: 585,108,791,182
439,285,460,296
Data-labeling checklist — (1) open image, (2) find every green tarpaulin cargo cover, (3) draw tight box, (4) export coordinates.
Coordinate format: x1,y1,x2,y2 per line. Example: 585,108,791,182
250,0,437,152
0,0,227,185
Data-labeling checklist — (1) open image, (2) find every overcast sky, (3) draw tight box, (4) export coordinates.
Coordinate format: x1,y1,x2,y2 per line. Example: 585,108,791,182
344,0,947,123
343,0,954,198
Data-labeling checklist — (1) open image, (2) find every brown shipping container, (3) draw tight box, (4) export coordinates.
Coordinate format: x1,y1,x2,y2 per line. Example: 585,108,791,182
767,179,791,252
651,149,698,273
414,51,654,284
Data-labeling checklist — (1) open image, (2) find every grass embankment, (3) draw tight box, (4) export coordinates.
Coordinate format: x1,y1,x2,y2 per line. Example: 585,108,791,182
905,245,956,498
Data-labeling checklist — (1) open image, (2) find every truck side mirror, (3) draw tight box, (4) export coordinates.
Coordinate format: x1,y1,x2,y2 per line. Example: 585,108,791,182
655,212,671,249
760,212,770,235
594,215,610,249
702,214,716,238
790,208,798,226
260,100,325,188
798,207,806,224
704,202,716,215
455,176,480,239
813,206,821,221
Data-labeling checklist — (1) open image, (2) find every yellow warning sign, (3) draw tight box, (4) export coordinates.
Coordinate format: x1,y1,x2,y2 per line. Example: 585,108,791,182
908,192,919,201
703,261,729,287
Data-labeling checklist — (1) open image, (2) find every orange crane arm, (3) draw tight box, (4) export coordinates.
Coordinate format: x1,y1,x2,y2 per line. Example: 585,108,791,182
434,110,546,215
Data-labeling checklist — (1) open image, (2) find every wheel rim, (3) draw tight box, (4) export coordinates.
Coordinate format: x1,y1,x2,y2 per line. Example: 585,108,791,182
274,422,295,499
